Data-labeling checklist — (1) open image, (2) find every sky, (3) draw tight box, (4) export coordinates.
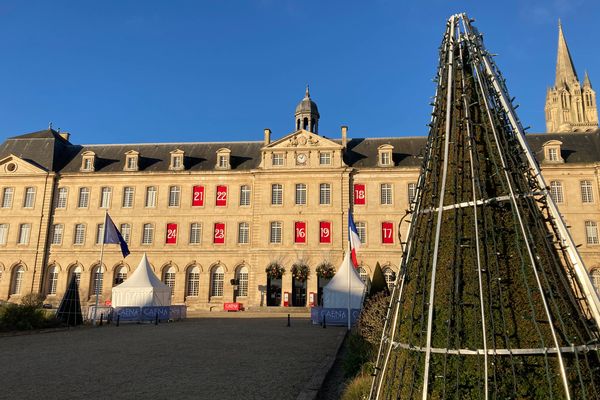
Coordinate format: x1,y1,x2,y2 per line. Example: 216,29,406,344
0,0,599,145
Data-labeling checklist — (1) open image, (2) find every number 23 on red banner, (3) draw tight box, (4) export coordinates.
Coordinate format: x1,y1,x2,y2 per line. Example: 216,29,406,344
214,222,225,244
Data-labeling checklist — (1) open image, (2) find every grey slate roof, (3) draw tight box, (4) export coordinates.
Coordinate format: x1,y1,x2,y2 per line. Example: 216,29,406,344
1,128,600,174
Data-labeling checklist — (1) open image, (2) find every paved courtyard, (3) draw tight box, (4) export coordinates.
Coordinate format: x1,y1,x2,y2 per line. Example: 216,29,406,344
0,316,345,400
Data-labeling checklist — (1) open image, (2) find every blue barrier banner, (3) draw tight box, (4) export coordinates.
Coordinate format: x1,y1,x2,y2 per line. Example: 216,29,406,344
115,307,141,321
141,306,170,321
169,305,186,320
310,307,362,326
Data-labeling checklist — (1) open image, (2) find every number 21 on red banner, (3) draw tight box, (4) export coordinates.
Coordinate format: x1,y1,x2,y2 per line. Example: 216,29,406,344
216,185,227,207
192,186,205,207
319,221,331,243
354,184,366,205
166,223,178,244
382,221,394,244
214,222,225,244
295,221,306,243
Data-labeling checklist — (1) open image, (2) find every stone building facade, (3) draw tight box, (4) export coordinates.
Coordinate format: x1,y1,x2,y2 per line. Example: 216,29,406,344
1,25,600,311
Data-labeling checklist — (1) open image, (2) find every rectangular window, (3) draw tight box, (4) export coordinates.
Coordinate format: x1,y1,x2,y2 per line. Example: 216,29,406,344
122,186,135,208
319,221,331,243
145,186,157,208
550,181,564,203
100,187,112,209
581,180,594,203
320,183,331,205
2,187,14,208
120,223,131,244
83,158,93,171
356,221,366,244
238,222,249,244
270,221,282,244
319,152,331,165
23,187,36,208
48,269,58,295
172,155,182,169
168,186,180,207
380,152,391,166
166,223,178,244
408,183,417,204
74,224,86,245
78,187,90,208
18,223,31,245
271,184,283,205
295,183,307,205
190,223,202,244
211,270,224,297
586,221,599,245
214,222,225,244
380,183,392,205
96,223,105,245
192,185,205,207
382,221,394,244
240,185,251,206
548,148,558,161
295,221,306,243
126,156,137,170
56,187,68,209
51,224,64,245
216,185,228,207
354,184,366,205
272,153,284,166
218,155,228,168
238,270,248,297
0,223,8,245
142,223,154,244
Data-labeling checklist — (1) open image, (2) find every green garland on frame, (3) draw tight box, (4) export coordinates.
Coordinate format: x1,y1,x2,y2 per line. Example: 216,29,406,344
265,262,285,279
291,263,310,281
316,262,335,279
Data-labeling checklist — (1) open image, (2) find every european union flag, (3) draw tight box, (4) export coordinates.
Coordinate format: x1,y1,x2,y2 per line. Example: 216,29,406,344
104,213,130,258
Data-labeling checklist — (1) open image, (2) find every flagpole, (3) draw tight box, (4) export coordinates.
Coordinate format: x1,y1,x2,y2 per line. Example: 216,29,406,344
347,210,351,331
92,211,107,325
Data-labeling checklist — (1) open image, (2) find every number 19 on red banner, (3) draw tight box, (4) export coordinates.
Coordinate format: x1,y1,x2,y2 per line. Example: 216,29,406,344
382,221,394,244
319,221,331,243
295,221,306,243
214,222,225,244
166,223,178,244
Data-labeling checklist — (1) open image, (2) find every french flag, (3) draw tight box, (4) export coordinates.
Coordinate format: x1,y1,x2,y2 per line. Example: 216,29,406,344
348,210,361,268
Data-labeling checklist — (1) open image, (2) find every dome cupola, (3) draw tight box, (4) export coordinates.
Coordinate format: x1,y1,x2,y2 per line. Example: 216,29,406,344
295,86,320,133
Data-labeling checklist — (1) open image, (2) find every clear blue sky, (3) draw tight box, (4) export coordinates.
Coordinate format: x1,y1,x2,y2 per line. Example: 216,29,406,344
0,0,598,144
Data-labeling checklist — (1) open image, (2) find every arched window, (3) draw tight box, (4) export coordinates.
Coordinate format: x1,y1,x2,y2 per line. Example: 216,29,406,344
163,266,176,296
383,267,396,288
358,267,370,284
114,265,128,285
47,265,59,295
237,266,249,297
68,264,82,286
211,265,224,297
10,265,25,295
303,117,309,130
186,266,200,297
90,265,104,297
592,269,600,296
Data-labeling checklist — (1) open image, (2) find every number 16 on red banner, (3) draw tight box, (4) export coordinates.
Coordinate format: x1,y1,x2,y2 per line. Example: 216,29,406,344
295,221,306,243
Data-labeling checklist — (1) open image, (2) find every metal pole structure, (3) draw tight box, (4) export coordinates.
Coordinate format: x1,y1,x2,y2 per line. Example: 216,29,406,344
92,211,107,326
347,215,352,331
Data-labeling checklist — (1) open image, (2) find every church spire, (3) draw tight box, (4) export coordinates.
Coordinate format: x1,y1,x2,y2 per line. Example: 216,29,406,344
583,70,592,88
555,20,579,87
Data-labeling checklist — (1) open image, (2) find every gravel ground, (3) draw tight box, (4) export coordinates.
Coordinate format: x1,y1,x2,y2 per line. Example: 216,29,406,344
0,317,344,400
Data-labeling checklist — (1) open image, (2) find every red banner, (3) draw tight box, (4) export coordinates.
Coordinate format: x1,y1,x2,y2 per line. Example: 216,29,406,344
192,185,205,207
214,222,225,244
216,185,227,207
354,184,366,205
166,223,178,244
295,221,306,243
382,221,394,244
319,221,331,243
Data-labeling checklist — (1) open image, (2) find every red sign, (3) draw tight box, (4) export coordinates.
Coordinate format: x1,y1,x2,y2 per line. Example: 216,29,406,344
214,222,225,244
295,221,306,243
192,185,205,207
382,221,394,244
166,223,178,244
319,221,331,243
216,185,228,206
224,302,243,311
354,184,366,205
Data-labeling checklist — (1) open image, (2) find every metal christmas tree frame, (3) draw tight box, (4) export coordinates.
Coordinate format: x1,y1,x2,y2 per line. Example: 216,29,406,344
370,13,600,399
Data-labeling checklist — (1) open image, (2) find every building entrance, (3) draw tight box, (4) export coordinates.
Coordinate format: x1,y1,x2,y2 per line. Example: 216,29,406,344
267,276,281,306
292,277,306,307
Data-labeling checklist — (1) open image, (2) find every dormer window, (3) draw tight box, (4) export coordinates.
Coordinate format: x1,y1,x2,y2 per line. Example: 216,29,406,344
170,149,185,171
272,153,285,167
124,150,139,172
81,151,96,172
216,148,231,170
542,140,564,163
378,144,393,167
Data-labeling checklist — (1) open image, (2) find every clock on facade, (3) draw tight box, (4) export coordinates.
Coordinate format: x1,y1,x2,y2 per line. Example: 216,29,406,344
296,153,307,165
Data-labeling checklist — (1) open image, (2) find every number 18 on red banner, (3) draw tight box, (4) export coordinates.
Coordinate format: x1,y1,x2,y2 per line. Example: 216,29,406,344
354,184,366,205
295,221,306,243
166,223,178,244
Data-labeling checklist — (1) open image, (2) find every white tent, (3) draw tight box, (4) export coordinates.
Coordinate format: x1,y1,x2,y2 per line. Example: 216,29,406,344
111,253,172,307
323,251,366,309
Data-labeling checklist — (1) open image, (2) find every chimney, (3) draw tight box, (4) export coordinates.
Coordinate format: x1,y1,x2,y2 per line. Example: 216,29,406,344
341,125,348,149
264,128,271,145
59,132,70,142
